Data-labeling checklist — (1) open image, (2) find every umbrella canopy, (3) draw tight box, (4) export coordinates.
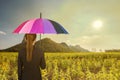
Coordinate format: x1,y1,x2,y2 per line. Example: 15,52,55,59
13,18,68,34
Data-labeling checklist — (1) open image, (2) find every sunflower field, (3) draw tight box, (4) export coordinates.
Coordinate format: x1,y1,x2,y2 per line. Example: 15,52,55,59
0,52,120,80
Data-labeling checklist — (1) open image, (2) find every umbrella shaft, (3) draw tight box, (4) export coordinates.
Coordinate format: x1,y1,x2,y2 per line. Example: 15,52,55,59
40,34,41,47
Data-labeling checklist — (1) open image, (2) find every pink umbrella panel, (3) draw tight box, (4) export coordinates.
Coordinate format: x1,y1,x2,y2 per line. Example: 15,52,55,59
13,18,68,34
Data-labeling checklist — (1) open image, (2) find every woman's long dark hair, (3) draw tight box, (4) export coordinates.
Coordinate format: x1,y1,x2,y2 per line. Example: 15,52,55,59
24,34,36,62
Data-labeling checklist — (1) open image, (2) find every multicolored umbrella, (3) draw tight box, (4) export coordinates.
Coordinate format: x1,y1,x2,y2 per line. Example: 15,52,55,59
13,18,68,34
13,13,68,44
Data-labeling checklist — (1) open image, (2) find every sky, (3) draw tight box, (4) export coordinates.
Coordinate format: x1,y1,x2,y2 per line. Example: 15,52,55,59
0,0,120,51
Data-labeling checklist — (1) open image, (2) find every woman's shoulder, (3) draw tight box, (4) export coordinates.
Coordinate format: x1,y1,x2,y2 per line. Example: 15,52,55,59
18,47,26,54
34,46,44,54
36,48,43,52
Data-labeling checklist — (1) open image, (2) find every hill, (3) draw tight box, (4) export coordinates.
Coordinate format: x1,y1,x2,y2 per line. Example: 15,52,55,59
0,38,89,52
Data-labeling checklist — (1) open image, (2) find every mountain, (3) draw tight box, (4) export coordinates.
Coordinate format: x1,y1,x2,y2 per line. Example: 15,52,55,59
0,38,89,52
69,45,89,52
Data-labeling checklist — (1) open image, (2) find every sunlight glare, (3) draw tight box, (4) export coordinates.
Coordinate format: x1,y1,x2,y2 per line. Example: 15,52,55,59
92,20,103,29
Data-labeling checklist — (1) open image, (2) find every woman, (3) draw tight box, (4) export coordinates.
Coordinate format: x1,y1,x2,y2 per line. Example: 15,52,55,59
18,34,46,80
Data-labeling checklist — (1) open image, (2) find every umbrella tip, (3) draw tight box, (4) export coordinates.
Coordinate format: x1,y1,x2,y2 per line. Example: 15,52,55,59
40,12,42,18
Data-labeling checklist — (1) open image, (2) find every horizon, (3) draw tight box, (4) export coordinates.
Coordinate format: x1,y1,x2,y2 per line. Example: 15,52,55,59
0,37,118,52
0,0,120,50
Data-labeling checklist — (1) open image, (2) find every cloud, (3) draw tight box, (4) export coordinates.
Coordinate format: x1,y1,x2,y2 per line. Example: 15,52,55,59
75,35,101,45
0,31,6,35
73,34,120,50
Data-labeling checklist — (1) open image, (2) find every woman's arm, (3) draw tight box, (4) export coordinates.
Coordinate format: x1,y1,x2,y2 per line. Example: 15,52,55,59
18,51,23,80
40,51,46,69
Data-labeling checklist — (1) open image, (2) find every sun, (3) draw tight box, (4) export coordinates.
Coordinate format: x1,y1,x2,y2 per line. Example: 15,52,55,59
92,20,103,29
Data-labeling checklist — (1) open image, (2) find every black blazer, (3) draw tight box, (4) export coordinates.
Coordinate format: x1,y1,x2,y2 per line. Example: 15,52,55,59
18,45,46,80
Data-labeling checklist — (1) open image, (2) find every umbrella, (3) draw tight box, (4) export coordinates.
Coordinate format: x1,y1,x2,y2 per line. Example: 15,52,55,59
13,13,68,44
13,13,68,34
13,18,68,34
